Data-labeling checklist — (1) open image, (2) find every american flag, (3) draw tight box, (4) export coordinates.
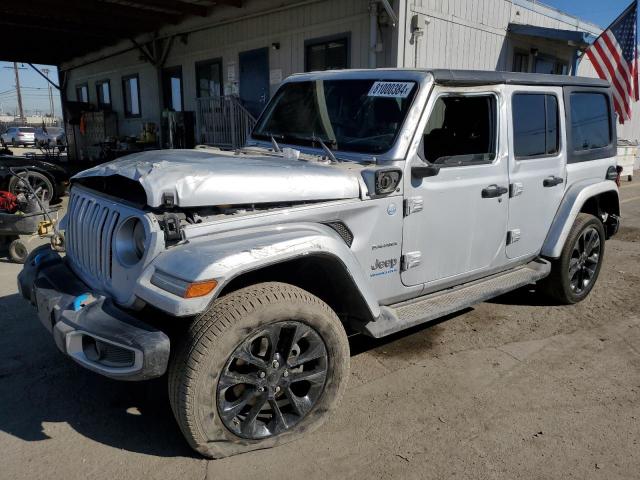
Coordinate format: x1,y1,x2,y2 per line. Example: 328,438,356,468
585,0,639,124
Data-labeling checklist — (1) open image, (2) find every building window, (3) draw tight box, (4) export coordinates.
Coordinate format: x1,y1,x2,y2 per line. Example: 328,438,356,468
512,94,559,159
76,83,89,103
196,58,223,98
534,55,568,75
305,34,350,72
422,95,497,166
122,74,141,117
162,66,183,112
96,80,111,109
570,92,611,152
512,52,529,72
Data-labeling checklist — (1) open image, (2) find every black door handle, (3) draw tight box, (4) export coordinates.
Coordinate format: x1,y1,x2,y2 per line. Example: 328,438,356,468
543,176,564,187
481,184,509,198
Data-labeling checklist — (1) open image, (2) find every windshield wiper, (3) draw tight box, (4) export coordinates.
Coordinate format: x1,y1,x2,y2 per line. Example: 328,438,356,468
316,137,339,164
270,135,282,153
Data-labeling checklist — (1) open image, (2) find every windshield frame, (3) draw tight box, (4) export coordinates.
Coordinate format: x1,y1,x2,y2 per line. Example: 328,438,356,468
251,77,421,159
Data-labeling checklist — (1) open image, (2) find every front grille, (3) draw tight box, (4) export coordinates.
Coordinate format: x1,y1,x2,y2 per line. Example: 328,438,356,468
66,189,120,284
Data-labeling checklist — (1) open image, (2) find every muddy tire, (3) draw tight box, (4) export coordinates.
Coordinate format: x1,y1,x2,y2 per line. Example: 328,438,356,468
168,282,350,459
541,213,605,304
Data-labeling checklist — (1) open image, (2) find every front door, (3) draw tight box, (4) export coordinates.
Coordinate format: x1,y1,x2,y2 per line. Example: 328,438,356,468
239,47,270,118
402,88,510,287
505,87,566,259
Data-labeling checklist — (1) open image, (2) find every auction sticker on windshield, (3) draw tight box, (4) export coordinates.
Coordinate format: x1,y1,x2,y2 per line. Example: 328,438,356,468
368,81,414,98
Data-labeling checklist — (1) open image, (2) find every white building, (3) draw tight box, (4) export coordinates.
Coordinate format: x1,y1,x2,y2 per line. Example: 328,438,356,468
55,0,638,156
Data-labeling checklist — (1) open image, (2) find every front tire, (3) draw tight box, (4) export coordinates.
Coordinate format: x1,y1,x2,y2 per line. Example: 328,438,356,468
168,282,350,459
541,213,605,304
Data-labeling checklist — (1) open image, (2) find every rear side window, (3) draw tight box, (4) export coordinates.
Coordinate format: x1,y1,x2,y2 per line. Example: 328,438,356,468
512,93,559,159
570,93,611,151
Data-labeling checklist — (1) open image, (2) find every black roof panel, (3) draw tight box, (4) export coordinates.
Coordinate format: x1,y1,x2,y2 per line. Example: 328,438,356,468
430,69,610,88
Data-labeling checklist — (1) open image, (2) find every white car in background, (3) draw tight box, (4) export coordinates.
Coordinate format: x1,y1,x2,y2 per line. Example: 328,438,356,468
1,127,36,147
34,126,65,146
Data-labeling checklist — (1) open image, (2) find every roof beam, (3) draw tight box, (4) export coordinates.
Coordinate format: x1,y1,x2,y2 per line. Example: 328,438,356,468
214,0,243,7
0,14,142,38
122,0,210,17
0,2,171,32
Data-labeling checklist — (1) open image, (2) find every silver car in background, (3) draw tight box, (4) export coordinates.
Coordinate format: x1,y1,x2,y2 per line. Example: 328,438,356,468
1,127,36,147
34,126,65,146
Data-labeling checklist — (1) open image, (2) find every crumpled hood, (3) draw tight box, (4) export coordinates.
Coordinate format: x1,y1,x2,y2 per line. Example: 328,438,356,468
72,149,362,207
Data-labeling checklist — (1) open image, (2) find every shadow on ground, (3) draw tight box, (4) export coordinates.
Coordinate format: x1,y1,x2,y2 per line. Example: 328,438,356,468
0,293,196,458
0,283,542,457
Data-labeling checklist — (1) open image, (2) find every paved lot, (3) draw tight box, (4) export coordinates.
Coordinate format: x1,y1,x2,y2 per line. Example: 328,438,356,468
1,179,639,480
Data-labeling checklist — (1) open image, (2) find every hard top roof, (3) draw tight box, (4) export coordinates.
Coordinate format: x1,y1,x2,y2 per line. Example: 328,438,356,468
288,68,610,88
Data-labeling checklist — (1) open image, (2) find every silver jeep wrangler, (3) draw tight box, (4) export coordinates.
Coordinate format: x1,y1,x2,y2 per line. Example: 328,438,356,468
18,69,621,458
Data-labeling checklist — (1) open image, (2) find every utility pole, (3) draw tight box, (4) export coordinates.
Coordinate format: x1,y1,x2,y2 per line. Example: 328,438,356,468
42,68,54,117
13,62,24,121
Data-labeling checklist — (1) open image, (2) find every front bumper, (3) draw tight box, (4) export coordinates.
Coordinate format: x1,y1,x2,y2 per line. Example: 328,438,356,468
17,246,170,381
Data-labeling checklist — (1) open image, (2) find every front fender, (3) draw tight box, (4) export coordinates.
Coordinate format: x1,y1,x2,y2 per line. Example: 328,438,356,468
134,222,380,318
541,179,619,258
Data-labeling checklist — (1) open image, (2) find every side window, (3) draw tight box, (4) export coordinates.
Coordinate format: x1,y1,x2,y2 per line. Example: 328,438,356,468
96,80,111,109
76,83,89,103
570,93,611,151
512,93,559,159
122,74,142,118
422,95,497,166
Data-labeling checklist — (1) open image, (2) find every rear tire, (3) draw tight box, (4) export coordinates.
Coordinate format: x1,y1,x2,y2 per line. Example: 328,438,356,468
168,282,350,459
541,213,605,304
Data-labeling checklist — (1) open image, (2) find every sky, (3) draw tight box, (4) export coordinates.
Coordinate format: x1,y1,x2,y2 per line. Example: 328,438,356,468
0,0,637,118
543,0,638,27
0,63,61,118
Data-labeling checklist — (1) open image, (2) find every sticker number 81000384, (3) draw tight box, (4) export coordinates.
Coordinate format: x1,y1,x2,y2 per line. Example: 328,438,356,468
368,81,414,98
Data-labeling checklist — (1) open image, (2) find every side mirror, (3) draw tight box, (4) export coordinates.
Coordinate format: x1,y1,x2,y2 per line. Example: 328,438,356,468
411,164,440,178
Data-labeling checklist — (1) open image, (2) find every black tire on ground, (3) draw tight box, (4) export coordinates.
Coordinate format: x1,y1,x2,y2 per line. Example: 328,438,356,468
541,213,606,304
168,282,350,459
8,170,55,203
8,238,29,264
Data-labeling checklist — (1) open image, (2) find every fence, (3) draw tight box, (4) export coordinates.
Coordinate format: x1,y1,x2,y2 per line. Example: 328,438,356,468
195,95,257,149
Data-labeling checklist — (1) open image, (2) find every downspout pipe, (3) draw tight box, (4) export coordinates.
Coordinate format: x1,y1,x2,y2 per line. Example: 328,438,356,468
369,1,378,69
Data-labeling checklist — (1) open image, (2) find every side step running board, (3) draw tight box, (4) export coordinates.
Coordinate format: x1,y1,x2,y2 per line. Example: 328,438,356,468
362,259,551,338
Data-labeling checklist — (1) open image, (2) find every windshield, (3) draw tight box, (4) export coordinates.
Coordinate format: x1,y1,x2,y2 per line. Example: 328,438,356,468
18,127,35,133
47,127,63,134
253,79,417,155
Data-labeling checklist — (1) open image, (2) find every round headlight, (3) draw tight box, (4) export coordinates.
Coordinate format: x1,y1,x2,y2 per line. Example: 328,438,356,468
115,217,147,266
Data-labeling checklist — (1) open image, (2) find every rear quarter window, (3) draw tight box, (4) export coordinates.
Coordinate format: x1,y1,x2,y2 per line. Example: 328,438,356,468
565,88,616,163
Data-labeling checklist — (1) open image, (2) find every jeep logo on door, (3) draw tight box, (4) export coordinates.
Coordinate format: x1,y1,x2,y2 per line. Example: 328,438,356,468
370,258,399,277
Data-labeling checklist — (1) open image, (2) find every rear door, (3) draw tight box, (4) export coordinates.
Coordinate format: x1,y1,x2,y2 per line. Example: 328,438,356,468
505,86,566,259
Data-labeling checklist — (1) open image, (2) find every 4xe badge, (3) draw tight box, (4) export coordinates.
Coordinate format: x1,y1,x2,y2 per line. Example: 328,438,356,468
370,258,399,277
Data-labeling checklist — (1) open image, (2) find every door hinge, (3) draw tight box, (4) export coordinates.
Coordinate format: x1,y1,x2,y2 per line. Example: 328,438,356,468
401,251,422,271
403,196,424,217
506,229,521,245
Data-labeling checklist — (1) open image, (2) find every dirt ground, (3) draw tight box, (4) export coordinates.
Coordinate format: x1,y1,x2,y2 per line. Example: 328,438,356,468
1,179,639,480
